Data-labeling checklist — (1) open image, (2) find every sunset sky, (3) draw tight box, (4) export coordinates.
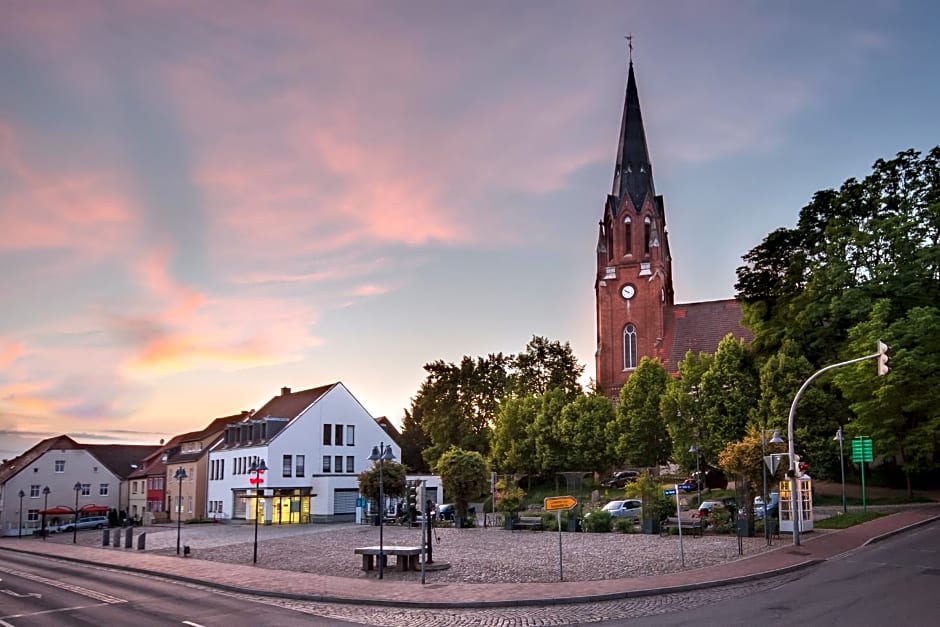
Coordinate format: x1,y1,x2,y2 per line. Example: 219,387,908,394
2,0,939,461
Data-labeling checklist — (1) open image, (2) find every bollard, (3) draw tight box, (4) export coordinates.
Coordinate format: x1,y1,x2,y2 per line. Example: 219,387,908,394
124,527,133,548
136,532,147,550
102,529,111,546
112,529,120,547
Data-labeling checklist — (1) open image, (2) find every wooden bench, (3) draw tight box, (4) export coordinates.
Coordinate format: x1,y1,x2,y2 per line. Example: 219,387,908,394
512,515,543,531
661,516,704,537
354,545,422,572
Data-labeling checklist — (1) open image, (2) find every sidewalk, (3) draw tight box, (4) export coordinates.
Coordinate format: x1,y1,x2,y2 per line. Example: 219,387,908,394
2,507,937,608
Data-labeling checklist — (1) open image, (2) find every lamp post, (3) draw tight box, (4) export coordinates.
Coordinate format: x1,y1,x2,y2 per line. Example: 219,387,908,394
72,482,82,544
368,442,396,579
761,428,785,546
688,444,701,506
174,467,187,555
834,427,847,515
18,490,25,538
249,459,268,564
41,486,50,541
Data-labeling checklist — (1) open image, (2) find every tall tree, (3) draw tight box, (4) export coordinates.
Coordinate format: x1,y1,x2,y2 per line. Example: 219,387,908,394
609,357,671,468
662,350,714,473
508,335,584,398
556,392,616,474
490,395,541,475
530,387,571,475
399,405,431,473
434,447,489,527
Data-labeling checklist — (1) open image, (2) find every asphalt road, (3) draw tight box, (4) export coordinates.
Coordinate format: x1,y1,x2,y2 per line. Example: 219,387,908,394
0,552,351,626
615,519,940,626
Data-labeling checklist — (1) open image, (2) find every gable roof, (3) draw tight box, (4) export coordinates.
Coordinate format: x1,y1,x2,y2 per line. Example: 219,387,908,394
252,384,336,421
664,299,753,372
0,435,80,485
82,444,161,479
172,413,245,463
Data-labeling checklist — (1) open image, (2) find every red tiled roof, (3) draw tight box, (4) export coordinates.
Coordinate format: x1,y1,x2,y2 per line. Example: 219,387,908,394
663,299,753,372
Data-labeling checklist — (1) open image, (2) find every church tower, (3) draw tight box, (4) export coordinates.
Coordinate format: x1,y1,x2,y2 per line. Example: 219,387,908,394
595,60,674,398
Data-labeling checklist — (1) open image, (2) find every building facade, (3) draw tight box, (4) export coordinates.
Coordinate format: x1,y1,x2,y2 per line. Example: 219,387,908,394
595,60,751,398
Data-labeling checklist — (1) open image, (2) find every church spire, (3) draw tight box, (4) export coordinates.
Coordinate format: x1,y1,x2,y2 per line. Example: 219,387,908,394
611,59,654,212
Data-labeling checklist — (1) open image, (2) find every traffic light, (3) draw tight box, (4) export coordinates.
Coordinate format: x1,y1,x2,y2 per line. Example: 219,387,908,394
786,454,801,478
406,481,419,523
877,340,890,376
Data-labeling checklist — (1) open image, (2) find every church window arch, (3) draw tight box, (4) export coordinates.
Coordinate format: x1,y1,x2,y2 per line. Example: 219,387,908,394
623,217,632,256
623,323,638,371
643,216,652,256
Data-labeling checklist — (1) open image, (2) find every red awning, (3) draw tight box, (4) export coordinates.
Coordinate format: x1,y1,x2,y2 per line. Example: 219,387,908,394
80,505,109,513
40,506,75,515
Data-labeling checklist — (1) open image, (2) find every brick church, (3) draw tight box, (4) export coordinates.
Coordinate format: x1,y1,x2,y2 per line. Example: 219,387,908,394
595,59,751,398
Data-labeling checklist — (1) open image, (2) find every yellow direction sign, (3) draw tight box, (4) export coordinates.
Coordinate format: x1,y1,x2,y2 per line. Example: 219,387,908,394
544,495,577,511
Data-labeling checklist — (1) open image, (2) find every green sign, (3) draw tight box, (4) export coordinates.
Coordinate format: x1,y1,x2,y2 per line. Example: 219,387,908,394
852,437,873,463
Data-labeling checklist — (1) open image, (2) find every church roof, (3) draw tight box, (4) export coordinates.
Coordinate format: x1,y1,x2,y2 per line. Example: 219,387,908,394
664,299,753,372
611,62,655,213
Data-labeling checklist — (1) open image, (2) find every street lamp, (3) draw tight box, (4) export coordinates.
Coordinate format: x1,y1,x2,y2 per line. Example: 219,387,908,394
72,482,82,544
41,486,50,541
761,428,785,546
18,490,25,538
834,427,847,515
249,459,268,564
688,444,701,506
368,442,396,579
174,467,187,555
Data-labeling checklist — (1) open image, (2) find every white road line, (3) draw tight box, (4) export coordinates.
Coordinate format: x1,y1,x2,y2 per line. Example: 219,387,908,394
182,621,206,626
2,602,120,620
0,565,126,604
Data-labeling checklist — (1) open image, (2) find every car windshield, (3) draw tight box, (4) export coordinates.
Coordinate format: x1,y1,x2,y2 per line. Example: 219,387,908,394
602,501,625,511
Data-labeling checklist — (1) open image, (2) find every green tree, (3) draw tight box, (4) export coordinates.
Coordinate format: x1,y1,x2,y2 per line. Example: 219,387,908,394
609,357,671,468
508,335,584,398
556,392,616,474
414,354,509,468
357,460,407,504
490,395,541,474
697,336,759,467
434,447,490,527
662,351,714,472
531,387,571,475
399,405,431,473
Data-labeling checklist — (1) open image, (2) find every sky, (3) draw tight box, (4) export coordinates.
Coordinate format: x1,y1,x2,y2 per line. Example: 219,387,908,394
2,0,939,462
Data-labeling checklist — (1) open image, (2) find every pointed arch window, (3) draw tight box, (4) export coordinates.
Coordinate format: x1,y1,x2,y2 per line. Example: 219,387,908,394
623,217,632,256
643,217,652,256
623,323,638,370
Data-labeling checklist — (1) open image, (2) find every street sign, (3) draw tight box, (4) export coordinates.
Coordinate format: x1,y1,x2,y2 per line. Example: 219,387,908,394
249,476,264,485
764,454,784,474
544,495,577,511
852,437,873,463
663,488,677,496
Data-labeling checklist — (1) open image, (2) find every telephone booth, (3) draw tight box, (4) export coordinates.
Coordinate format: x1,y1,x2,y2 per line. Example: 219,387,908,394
779,475,813,534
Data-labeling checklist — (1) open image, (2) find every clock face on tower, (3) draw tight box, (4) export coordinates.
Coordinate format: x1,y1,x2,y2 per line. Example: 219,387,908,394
621,284,636,300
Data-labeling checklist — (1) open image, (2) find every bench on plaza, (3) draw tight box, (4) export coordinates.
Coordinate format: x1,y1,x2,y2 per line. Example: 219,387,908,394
354,545,422,572
512,515,543,531
661,516,704,537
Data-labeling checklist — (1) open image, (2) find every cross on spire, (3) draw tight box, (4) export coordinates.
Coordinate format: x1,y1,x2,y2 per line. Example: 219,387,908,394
625,33,633,64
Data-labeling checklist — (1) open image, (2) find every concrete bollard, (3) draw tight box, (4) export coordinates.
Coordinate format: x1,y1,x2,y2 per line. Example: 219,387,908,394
112,529,120,547
136,532,146,550
124,528,133,548
102,529,111,546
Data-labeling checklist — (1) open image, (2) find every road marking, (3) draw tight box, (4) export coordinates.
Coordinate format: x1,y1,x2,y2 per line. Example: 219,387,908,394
182,622,207,626
2,590,42,598
0,565,125,604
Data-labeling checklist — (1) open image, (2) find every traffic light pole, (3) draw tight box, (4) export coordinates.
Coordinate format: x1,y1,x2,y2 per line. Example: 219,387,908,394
787,345,884,546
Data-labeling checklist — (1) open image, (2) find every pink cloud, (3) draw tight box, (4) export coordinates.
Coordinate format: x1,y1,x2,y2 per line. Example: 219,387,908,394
0,338,25,369
352,284,388,297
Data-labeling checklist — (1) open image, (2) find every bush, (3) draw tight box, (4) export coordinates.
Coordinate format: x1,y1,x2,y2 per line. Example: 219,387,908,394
614,518,637,533
582,510,612,533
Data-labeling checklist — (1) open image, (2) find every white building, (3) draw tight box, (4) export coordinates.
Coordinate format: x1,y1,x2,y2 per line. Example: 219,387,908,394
206,383,404,524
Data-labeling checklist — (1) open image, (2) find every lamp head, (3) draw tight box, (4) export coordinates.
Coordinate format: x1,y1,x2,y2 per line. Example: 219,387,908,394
381,446,396,462
18,489,25,497
833,428,843,442
43,486,51,495
770,430,785,445
368,445,381,461
174,467,187,480
250,459,268,473
688,444,697,454
73,482,82,491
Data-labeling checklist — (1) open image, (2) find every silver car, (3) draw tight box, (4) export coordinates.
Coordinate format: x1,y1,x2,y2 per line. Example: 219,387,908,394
59,515,109,532
600,499,643,519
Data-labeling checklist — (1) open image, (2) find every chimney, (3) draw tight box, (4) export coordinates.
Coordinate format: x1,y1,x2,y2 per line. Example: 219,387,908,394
281,386,291,396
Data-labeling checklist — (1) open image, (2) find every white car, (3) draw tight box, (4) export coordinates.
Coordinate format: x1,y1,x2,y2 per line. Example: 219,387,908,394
597,499,643,520
59,516,109,532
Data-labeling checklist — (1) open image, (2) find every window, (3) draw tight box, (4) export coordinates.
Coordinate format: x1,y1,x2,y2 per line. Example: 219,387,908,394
335,456,343,473
643,217,651,255
27,509,39,523
335,424,344,446
346,425,355,446
282,455,292,478
295,455,305,477
623,324,638,370
323,424,332,445
346,456,354,473
30,485,40,498
81,483,91,496
99,484,109,496
323,456,331,473
623,217,632,256
55,460,65,473
132,481,138,494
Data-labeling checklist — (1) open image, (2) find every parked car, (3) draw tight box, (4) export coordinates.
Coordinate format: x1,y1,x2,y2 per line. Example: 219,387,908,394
590,499,643,520
59,516,109,532
693,498,737,519
754,492,780,520
677,478,700,493
437,504,455,521
600,470,640,488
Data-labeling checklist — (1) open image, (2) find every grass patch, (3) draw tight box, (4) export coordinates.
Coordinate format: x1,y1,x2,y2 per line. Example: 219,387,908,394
816,511,887,529
814,493,934,506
